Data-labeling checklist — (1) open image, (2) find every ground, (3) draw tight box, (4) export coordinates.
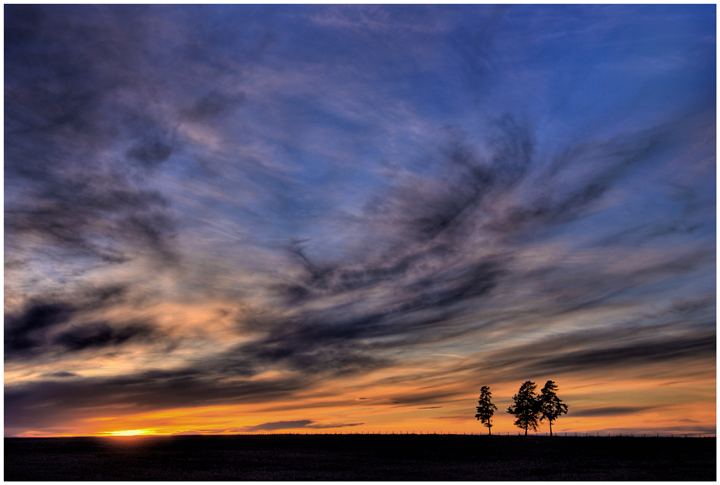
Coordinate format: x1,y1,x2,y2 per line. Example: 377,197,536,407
4,434,716,480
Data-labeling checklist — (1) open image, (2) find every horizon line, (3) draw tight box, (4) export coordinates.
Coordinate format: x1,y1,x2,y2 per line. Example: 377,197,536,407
6,432,715,439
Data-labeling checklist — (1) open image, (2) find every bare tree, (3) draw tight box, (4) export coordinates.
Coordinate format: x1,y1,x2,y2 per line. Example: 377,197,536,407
539,380,568,436
475,386,498,435
507,380,541,435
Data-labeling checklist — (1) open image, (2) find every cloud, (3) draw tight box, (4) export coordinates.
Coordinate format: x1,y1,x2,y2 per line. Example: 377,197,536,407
390,391,467,407
571,406,659,418
4,152,179,265
5,302,76,356
232,112,707,386
126,136,174,167
4,369,310,433
238,420,363,432
4,285,162,360
181,90,246,122
41,371,80,379
306,422,364,429
4,5,263,269
53,322,156,352
538,334,715,372
240,420,312,432
164,107,715,395
468,317,715,379
220,123,541,376
3,5,715,437
587,425,716,437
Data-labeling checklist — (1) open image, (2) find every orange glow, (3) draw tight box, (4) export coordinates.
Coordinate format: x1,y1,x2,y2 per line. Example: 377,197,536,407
52,371,714,438
8,350,713,438
102,429,151,437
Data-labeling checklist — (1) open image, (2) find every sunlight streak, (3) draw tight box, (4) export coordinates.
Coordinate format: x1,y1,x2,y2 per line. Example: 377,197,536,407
103,429,151,437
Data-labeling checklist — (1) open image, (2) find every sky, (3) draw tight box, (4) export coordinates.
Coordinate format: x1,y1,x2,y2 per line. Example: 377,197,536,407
4,4,716,438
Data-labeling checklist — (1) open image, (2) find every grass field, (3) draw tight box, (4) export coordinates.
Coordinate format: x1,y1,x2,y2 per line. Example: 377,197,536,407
4,434,716,480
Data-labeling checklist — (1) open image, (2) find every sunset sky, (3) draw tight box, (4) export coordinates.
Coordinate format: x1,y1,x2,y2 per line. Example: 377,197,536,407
5,4,716,438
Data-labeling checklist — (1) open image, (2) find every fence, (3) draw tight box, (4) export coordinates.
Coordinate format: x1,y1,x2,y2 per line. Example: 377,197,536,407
229,431,713,438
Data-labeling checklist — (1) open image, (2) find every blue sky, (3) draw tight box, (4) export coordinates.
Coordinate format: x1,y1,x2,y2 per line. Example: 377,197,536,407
4,4,715,437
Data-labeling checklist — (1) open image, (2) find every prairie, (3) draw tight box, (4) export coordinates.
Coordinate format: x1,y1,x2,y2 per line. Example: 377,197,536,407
4,434,715,481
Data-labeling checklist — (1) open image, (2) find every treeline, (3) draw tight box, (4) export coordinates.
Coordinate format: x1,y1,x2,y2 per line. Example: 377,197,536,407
475,380,568,436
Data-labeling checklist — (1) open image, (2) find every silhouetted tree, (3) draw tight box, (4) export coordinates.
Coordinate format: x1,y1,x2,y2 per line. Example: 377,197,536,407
507,380,541,435
475,386,498,435
539,380,568,436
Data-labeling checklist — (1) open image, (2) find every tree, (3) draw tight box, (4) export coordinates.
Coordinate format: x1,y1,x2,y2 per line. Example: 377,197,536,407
475,386,498,435
539,380,568,437
507,380,541,435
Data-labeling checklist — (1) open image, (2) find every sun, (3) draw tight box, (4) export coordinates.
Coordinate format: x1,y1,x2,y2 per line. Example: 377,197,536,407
103,429,150,437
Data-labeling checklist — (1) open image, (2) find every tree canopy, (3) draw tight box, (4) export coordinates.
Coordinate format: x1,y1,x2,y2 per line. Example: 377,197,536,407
475,385,498,435
539,380,569,436
506,380,541,435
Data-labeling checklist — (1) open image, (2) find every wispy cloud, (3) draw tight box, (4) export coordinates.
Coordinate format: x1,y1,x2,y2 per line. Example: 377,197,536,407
571,406,660,418
4,4,715,437
238,420,363,432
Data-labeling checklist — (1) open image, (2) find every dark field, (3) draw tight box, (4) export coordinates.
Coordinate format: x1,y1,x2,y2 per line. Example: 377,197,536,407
4,434,716,481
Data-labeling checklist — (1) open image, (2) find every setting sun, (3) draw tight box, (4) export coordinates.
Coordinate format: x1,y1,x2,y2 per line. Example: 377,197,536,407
104,430,150,437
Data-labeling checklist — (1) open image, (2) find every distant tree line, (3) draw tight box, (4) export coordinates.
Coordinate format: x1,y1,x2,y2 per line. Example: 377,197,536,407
475,380,568,436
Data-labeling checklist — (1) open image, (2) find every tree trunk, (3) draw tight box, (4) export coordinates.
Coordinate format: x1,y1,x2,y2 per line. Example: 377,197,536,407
524,427,528,436
488,426,491,436
549,421,553,437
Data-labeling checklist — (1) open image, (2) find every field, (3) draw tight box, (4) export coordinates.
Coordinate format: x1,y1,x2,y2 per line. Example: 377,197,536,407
4,434,716,481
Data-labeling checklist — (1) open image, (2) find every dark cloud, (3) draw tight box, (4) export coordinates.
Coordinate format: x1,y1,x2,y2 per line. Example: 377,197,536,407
181,90,246,122
4,287,161,360
5,180,177,264
4,370,311,432
83,284,132,307
306,422,364,429
243,114,709,384
280,243,453,301
241,322,391,376
369,116,534,247
4,5,45,48
390,390,466,407
4,5,276,275
5,302,75,356
296,116,680,324
126,136,174,167
484,124,679,243
591,425,716,437
252,116,682,383
571,406,659,418
460,326,717,385
233,298,473,378
4,5,243,267
232,126,533,379
239,420,309,432
536,333,716,372
258,134,535,373
41,371,80,379
53,322,156,352
404,261,503,309
238,420,363,432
